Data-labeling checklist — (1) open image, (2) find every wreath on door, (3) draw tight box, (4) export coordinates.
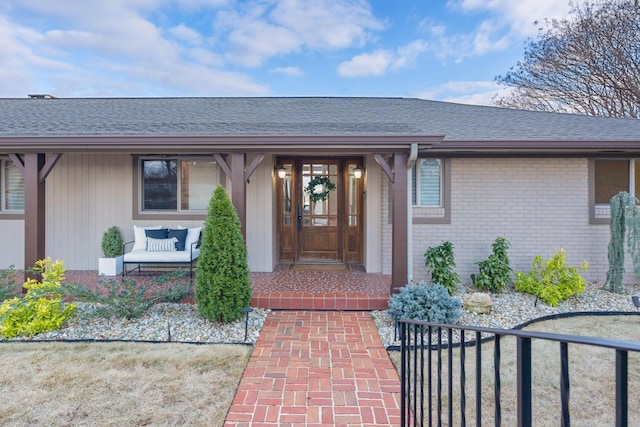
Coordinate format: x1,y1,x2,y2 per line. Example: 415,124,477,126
304,176,336,204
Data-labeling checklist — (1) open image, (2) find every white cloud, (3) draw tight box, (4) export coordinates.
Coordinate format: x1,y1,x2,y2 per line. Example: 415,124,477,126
338,50,393,77
221,0,384,67
272,66,303,76
415,80,512,106
170,24,204,46
0,0,271,97
337,39,428,77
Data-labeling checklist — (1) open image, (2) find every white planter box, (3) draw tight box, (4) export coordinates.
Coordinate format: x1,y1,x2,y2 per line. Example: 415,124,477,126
98,255,124,276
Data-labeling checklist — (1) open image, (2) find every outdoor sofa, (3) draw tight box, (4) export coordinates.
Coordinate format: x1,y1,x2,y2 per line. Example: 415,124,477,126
123,225,201,278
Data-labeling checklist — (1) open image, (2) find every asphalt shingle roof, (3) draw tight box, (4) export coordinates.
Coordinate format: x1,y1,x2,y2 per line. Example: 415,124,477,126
1,96,639,141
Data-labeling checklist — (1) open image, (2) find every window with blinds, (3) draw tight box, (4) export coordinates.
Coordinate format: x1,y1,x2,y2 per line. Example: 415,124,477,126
412,158,442,207
2,160,24,211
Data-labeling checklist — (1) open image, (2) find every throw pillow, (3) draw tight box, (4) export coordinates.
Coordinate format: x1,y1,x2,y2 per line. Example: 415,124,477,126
146,237,178,252
168,228,188,251
145,228,168,239
133,225,163,251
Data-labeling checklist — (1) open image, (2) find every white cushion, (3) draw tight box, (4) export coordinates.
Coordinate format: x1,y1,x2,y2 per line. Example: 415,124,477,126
132,225,163,251
185,227,201,250
147,237,177,252
124,247,200,263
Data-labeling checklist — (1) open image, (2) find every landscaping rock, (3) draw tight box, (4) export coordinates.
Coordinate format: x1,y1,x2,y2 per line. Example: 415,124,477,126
464,292,493,314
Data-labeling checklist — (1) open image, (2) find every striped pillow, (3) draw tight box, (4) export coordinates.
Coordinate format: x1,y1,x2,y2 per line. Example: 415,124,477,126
146,237,178,252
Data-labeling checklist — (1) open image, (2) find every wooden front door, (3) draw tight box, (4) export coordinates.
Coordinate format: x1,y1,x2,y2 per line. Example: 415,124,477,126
277,158,363,265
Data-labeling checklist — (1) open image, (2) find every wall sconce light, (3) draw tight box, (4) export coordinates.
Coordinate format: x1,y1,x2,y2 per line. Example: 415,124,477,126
353,167,363,179
276,166,287,179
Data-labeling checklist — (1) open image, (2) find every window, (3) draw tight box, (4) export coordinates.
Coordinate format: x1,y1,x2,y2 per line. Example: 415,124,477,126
591,158,640,223
140,158,219,213
594,159,639,204
1,159,24,212
412,158,442,207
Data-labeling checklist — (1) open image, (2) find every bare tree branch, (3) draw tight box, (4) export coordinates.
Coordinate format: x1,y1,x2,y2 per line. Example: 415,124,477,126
494,0,640,118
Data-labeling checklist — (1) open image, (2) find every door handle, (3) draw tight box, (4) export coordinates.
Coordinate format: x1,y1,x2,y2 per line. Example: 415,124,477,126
298,206,302,230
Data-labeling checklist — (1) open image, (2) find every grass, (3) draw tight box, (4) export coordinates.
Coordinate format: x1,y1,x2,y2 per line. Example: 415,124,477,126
389,314,640,426
0,342,251,427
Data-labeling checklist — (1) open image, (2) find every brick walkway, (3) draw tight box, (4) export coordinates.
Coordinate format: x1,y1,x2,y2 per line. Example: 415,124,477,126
224,311,402,426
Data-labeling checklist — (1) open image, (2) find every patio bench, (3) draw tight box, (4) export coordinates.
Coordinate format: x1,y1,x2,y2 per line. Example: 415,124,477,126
123,225,201,278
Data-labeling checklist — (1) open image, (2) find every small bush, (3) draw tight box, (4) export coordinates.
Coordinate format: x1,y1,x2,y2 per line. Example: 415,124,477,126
388,281,461,323
424,241,459,294
65,270,191,320
0,265,19,302
471,237,512,293
101,226,124,258
514,249,588,307
0,259,76,338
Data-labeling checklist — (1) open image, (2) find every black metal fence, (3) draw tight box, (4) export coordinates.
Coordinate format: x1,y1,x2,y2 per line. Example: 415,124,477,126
398,318,640,426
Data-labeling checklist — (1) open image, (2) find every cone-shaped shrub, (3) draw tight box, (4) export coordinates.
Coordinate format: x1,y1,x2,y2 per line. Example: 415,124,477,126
196,185,252,322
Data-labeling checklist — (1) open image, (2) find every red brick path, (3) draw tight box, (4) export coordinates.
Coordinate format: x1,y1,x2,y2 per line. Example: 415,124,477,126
224,311,402,426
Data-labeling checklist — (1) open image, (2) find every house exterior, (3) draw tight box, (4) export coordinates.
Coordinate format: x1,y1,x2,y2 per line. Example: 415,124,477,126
1,96,640,292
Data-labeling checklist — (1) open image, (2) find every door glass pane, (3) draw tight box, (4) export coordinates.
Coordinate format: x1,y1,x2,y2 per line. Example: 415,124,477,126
302,162,337,227
348,164,358,226
142,160,177,210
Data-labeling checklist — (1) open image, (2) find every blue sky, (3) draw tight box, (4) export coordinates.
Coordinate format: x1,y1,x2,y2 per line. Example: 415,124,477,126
0,0,582,105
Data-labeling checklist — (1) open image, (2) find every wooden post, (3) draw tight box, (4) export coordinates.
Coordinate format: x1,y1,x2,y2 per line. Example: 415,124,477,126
392,152,408,293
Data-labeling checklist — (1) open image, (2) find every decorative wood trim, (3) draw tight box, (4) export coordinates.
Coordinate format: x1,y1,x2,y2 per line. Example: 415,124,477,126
8,154,24,175
374,154,394,183
213,153,231,177
39,153,62,183
245,153,265,183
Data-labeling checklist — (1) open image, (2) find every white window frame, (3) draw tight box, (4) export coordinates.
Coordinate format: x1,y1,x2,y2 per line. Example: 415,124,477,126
138,157,218,214
412,158,443,208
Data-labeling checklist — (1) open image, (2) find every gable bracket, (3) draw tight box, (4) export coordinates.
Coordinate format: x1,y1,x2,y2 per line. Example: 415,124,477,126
39,153,62,183
214,153,232,177
8,154,25,175
374,154,394,183
245,153,265,183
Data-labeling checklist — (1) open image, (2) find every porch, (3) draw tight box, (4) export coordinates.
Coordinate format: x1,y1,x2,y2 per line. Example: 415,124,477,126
62,264,392,311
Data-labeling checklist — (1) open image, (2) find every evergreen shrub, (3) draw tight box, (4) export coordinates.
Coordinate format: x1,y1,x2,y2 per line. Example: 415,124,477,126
196,185,252,322
101,226,124,258
388,281,461,323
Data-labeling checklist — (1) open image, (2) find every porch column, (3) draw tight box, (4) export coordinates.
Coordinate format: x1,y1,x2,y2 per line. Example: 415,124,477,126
24,153,46,279
230,152,247,240
392,152,409,293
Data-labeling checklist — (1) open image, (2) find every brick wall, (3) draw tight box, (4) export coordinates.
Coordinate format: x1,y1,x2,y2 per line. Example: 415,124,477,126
383,157,618,285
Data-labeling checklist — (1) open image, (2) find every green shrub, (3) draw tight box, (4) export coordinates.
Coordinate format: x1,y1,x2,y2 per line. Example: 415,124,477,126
471,237,513,293
64,270,191,320
196,185,252,322
424,241,459,294
0,265,19,302
101,226,124,258
514,249,588,307
388,281,461,323
0,259,76,338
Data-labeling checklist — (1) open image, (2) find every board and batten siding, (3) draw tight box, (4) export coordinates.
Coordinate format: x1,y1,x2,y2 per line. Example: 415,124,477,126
384,157,616,285
245,156,276,272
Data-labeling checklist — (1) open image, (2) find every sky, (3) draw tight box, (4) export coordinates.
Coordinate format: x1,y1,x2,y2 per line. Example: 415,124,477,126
0,0,584,106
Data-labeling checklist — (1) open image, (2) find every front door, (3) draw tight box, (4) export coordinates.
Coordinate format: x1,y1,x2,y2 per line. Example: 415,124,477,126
277,158,363,265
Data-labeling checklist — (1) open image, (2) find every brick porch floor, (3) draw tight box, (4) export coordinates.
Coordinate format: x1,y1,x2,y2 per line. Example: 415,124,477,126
224,311,402,426
62,264,392,311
